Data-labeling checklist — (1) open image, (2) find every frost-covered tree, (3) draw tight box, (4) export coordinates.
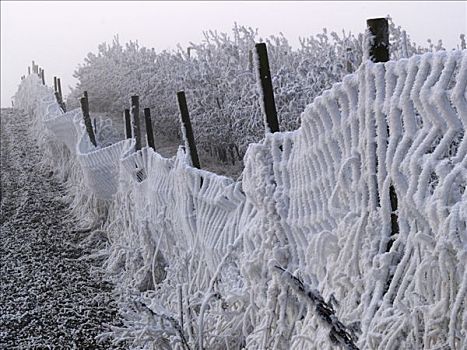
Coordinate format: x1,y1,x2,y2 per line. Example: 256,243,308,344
68,18,451,164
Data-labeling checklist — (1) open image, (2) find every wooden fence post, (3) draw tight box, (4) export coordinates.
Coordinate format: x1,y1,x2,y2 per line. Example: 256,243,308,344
255,43,279,133
57,78,63,101
57,78,66,112
177,91,201,169
54,92,64,112
28,67,31,75
83,91,89,114
53,76,58,92
367,17,398,250
130,95,142,151
367,18,390,62
40,69,45,85
124,109,132,139
144,108,156,151
82,91,96,134
80,96,97,147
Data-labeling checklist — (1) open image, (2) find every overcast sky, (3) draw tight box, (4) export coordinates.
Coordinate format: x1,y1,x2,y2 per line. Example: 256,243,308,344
1,1,466,107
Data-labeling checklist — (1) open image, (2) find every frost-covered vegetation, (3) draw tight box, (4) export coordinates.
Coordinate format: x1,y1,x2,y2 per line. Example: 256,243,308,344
16,40,467,349
67,19,451,164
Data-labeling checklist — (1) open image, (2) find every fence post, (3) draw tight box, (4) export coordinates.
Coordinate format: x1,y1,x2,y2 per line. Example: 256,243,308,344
177,91,201,169
57,78,63,101
54,92,65,113
124,109,132,138
40,69,45,85
367,17,398,250
83,91,96,134
130,95,142,151
144,108,156,151
28,67,31,75
54,76,58,92
367,18,390,62
255,43,279,133
80,96,97,147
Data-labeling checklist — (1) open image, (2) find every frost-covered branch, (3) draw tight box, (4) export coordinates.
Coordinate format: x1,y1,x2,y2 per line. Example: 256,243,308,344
274,266,359,350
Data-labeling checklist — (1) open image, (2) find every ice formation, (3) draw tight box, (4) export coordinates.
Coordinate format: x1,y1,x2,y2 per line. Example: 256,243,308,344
14,49,467,349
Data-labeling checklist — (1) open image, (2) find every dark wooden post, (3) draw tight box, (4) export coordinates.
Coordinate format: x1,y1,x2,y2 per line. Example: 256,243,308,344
56,78,66,111
28,67,31,75
255,43,279,133
80,97,97,147
144,108,156,151
54,92,62,108
367,18,390,62
83,91,96,134
124,109,132,139
177,91,201,169
388,186,399,245
130,95,142,151
32,61,36,74
40,69,45,85
53,76,58,92
367,17,398,251
57,78,63,100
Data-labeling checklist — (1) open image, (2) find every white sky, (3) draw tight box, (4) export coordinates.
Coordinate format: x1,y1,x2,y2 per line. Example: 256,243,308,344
1,1,466,107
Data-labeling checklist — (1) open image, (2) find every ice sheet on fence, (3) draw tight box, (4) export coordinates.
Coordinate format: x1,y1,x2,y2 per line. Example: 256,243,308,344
77,129,135,200
43,108,81,154
119,146,246,275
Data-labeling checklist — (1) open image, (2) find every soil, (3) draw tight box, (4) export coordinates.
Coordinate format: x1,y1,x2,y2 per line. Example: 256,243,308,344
0,108,125,349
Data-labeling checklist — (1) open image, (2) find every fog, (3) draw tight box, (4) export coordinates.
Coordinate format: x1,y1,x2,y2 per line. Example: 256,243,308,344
1,1,466,107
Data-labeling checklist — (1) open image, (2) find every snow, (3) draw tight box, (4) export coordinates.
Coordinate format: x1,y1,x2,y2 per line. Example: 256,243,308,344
13,49,467,349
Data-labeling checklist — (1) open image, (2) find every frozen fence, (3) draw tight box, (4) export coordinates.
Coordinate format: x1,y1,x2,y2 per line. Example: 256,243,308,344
14,49,467,349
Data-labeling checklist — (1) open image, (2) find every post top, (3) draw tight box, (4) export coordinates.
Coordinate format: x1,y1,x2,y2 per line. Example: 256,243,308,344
366,17,388,22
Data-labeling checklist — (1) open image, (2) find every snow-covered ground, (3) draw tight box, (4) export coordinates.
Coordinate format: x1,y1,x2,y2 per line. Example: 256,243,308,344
0,108,125,349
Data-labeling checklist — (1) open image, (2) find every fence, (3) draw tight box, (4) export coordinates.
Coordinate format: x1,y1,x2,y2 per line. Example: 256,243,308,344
14,44,467,349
